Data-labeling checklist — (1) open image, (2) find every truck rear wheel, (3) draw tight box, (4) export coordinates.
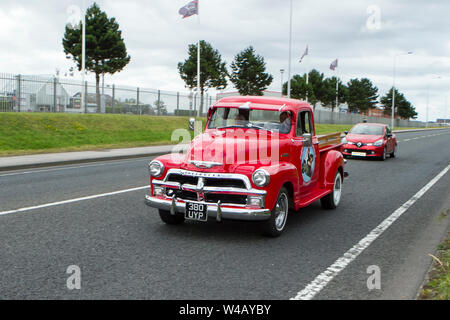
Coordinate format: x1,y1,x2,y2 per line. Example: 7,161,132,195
159,209,185,225
320,171,342,209
262,187,289,237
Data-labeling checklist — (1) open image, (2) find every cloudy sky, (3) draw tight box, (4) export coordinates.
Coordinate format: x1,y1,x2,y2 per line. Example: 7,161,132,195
0,0,449,121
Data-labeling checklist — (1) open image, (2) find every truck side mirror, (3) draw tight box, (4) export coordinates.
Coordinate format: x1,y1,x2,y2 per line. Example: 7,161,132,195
189,117,195,131
302,133,312,147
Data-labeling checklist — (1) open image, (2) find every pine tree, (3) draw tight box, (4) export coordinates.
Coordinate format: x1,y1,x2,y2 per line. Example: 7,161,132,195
178,40,228,115
230,46,273,96
63,3,130,113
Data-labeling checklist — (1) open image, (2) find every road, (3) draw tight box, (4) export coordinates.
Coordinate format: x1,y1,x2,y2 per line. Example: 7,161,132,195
0,129,449,299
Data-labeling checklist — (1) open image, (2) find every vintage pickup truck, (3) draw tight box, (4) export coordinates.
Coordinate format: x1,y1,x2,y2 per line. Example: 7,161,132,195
145,96,347,236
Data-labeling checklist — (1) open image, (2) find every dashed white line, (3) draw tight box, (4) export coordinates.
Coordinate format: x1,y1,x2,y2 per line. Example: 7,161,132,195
398,131,448,143
0,158,149,177
291,163,450,300
0,186,148,216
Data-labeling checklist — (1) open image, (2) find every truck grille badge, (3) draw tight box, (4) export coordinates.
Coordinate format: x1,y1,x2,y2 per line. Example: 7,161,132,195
196,178,205,201
189,160,223,169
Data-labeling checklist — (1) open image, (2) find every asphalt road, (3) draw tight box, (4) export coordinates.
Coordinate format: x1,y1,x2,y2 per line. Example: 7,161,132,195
0,129,449,299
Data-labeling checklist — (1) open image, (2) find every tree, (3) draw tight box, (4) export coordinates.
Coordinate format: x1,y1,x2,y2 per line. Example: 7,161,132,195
282,74,315,102
322,76,347,112
307,69,327,107
63,3,130,113
229,46,273,95
381,87,417,119
346,78,378,113
178,40,228,115
154,99,168,116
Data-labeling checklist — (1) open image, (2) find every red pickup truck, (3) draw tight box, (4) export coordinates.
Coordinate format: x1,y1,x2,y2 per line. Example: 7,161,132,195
145,96,347,236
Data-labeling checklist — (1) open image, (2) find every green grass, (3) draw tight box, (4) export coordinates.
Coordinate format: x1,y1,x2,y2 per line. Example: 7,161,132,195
419,227,450,300
0,112,436,156
0,113,200,156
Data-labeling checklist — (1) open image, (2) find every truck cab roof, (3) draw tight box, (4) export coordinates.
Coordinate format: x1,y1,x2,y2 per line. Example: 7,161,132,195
213,96,312,114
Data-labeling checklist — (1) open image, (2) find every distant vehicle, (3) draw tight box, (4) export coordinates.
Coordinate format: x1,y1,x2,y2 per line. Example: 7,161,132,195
341,123,397,161
145,96,348,237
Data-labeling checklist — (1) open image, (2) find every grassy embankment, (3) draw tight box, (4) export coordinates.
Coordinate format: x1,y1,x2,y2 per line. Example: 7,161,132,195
419,227,450,300
0,112,429,156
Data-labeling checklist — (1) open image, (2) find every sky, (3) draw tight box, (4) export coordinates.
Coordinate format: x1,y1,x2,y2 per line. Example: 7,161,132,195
0,0,449,121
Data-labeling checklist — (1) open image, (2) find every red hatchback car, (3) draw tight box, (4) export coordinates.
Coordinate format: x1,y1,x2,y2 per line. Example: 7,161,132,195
341,123,397,160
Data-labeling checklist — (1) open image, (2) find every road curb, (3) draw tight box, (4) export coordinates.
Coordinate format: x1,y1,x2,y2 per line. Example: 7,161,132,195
0,145,189,172
0,152,164,172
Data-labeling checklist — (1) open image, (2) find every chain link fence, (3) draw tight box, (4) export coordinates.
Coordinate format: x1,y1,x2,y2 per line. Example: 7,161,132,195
0,73,216,116
0,72,430,127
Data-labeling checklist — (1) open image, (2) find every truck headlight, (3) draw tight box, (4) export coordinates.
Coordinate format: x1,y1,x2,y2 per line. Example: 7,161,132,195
148,160,164,177
252,169,270,187
373,139,383,147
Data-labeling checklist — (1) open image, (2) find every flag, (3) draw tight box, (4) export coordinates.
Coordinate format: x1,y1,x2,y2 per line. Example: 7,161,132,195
299,45,308,63
179,0,199,18
330,59,338,70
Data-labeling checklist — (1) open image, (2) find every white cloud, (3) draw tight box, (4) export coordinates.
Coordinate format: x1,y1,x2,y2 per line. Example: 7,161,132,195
0,0,449,121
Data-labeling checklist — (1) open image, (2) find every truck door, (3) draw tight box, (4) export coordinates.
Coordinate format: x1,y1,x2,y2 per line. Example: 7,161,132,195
385,125,394,153
293,110,320,197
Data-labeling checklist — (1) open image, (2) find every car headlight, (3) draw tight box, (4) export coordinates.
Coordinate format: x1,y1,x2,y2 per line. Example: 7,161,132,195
373,139,383,147
252,169,270,187
148,160,164,177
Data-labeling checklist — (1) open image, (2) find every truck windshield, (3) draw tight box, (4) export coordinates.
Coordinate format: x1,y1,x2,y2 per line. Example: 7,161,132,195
350,124,384,135
208,107,292,134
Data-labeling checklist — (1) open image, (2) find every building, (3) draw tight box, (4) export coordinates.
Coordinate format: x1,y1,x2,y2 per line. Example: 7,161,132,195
1,75,71,112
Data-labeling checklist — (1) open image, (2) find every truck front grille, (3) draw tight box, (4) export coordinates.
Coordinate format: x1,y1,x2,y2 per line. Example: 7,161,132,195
167,173,247,189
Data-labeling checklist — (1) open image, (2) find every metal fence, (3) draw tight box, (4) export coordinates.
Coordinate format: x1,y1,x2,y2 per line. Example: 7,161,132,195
0,72,429,127
312,109,427,128
0,73,216,116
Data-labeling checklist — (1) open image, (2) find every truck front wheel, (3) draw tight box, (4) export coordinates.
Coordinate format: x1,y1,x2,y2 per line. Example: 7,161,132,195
159,209,185,225
320,171,342,209
262,187,290,237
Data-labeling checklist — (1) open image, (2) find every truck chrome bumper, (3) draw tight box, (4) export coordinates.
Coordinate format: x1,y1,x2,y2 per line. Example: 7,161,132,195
145,195,271,221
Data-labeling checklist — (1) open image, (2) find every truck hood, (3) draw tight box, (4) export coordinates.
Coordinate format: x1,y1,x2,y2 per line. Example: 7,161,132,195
181,129,287,172
346,133,383,143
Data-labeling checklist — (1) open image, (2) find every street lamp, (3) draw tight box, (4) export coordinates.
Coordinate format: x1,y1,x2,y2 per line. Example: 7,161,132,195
287,0,293,99
81,0,86,113
280,69,285,97
392,51,413,129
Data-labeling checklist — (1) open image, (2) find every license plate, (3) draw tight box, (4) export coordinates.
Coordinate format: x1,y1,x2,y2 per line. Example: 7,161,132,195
351,152,366,157
185,202,208,222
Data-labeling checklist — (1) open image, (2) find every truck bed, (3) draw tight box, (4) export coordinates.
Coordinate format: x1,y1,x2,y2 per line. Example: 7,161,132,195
317,132,343,152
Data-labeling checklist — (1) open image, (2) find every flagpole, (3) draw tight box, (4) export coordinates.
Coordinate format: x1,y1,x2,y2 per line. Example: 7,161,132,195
81,0,86,113
197,1,201,117
287,0,293,99
306,72,309,103
336,76,339,111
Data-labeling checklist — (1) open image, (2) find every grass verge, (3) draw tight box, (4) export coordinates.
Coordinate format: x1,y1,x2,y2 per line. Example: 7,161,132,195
419,223,450,300
0,112,436,156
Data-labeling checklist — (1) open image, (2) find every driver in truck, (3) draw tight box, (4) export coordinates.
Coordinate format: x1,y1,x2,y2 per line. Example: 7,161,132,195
279,111,292,133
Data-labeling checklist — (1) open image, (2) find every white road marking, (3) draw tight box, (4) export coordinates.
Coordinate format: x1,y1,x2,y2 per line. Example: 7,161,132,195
291,163,450,300
398,131,448,143
0,186,148,216
0,158,149,177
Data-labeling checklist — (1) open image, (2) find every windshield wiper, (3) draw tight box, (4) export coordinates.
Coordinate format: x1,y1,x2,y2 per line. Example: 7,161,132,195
246,123,273,132
217,125,247,129
216,124,272,132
